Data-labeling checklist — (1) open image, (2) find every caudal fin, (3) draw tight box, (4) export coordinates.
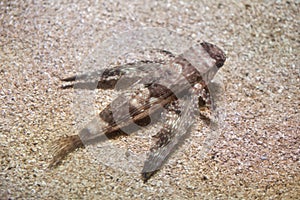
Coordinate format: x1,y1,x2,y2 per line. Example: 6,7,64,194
49,135,84,168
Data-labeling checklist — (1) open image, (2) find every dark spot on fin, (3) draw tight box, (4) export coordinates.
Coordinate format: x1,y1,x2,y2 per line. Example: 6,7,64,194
134,115,151,126
200,42,226,68
60,84,75,89
142,170,158,183
60,75,77,82
146,83,175,98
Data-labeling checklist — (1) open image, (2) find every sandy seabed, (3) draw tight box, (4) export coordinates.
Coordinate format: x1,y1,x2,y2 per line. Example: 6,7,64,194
1,0,299,199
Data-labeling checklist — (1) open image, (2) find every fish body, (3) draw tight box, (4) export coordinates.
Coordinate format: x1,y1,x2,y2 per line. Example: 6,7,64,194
50,42,226,182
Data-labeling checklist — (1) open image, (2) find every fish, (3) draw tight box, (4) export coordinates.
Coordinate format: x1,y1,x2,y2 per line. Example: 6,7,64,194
49,41,226,182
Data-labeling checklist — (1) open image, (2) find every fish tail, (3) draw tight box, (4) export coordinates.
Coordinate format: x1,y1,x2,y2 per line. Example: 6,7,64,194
48,134,84,168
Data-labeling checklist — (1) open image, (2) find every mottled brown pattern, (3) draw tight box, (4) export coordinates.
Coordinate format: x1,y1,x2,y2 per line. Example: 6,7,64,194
2,1,299,199
49,42,226,182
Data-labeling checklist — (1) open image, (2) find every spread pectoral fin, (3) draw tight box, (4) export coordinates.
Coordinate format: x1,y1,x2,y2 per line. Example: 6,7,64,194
60,61,165,90
142,90,199,182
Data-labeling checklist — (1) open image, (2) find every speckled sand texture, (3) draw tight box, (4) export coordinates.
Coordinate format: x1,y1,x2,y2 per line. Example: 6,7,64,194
1,0,299,199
